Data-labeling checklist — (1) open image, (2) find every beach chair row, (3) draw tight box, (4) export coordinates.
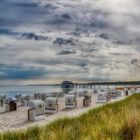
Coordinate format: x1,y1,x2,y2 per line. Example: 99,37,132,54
28,90,130,121
28,94,91,121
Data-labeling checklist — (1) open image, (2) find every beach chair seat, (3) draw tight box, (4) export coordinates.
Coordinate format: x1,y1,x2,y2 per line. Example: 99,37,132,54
5,98,17,112
28,100,45,121
65,95,77,108
97,92,109,103
45,97,58,113
40,94,46,101
78,90,88,97
108,91,118,99
116,91,124,97
0,96,4,107
83,95,91,106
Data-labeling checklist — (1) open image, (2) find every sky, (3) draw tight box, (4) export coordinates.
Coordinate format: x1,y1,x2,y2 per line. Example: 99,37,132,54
0,0,140,85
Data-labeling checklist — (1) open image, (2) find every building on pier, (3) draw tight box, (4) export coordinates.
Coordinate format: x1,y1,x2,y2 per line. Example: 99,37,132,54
61,81,74,93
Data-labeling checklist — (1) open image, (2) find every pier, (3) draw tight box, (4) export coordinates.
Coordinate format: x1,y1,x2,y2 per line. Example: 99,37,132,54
62,81,140,90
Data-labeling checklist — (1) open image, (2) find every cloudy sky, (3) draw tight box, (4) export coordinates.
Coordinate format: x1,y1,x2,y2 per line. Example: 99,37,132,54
0,0,140,85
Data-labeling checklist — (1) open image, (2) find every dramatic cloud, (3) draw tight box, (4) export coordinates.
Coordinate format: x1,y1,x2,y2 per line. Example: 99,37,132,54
21,33,48,40
57,49,77,55
53,37,76,45
0,63,46,79
0,0,140,84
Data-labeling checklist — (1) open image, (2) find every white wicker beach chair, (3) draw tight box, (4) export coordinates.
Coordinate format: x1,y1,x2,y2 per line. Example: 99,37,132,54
45,97,58,114
65,95,77,108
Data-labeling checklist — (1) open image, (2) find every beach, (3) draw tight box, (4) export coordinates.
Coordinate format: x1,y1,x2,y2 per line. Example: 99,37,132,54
0,94,126,132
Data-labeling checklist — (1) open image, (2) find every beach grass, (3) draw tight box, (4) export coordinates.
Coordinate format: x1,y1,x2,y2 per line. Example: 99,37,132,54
1,94,140,140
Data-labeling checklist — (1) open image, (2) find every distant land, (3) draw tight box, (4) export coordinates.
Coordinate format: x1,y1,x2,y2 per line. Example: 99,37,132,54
28,84,60,86
28,81,140,86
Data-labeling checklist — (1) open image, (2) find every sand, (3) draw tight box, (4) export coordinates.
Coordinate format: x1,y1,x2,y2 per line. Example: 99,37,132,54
0,94,126,132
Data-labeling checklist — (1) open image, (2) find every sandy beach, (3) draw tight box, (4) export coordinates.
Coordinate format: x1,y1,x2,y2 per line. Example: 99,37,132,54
0,94,126,132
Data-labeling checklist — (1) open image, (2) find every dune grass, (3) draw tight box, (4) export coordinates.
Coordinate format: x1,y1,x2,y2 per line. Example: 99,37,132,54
1,94,140,140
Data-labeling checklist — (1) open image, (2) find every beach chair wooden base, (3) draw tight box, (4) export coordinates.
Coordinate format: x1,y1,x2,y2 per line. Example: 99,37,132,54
28,108,45,121
65,105,75,109
45,109,58,114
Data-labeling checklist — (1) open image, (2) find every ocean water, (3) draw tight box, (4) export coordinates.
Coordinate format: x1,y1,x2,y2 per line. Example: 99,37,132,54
0,85,62,97
0,85,113,97
0,85,139,97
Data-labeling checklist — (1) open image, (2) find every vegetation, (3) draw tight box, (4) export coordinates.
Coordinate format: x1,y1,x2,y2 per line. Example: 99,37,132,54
1,94,140,140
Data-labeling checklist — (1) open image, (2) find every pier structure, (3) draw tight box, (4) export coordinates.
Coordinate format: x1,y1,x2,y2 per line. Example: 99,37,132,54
61,81,140,90
73,83,122,90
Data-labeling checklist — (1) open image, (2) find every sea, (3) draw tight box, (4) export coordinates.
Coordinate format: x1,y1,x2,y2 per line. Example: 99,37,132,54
0,85,139,97
0,85,115,97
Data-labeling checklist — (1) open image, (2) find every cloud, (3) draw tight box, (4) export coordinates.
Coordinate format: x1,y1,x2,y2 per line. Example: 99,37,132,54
77,63,87,68
98,34,109,40
53,37,76,45
130,59,140,66
0,0,140,84
21,33,48,41
61,13,72,19
44,3,58,10
57,49,76,55
15,2,39,8
0,63,46,80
